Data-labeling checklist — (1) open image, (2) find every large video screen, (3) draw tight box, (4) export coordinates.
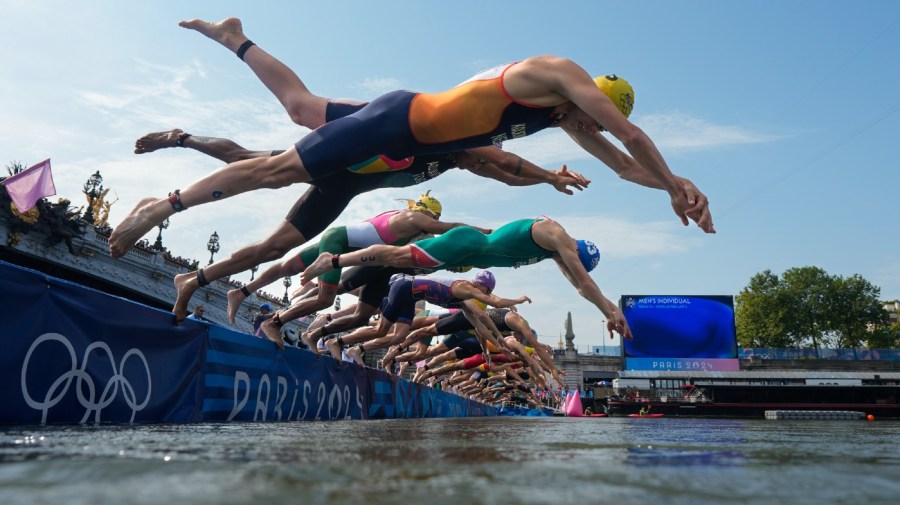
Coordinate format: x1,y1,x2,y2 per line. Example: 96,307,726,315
621,295,737,359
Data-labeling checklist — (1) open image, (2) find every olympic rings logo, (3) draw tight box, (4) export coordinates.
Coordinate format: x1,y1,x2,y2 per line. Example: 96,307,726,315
20,333,152,424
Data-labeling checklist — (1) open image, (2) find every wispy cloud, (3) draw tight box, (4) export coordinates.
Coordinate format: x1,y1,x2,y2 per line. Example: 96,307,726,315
78,59,202,111
550,214,698,259
72,58,303,154
18,56,316,275
352,77,405,98
638,111,781,152
501,112,780,166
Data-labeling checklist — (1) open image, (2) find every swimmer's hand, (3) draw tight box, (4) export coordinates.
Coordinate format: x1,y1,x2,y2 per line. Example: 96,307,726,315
607,312,633,340
678,176,715,234
560,165,591,187
505,296,531,312
551,165,591,195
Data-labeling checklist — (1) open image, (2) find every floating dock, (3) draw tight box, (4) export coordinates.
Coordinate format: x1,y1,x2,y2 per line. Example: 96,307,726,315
764,410,866,420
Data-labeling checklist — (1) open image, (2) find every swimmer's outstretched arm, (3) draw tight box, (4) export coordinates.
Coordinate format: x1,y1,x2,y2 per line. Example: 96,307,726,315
564,128,715,233
459,300,506,355
532,221,632,339
553,253,631,340
459,148,590,195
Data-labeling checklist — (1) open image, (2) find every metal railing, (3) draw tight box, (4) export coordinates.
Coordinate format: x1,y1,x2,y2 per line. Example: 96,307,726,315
739,347,899,361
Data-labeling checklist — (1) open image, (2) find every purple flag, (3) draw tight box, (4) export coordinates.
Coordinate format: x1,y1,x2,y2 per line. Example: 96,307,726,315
1,159,56,213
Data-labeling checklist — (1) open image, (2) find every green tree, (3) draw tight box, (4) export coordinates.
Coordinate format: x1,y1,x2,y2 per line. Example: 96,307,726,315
736,266,889,350
735,270,793,347
826,275,889,348
779,266,834,350
865,324,898,349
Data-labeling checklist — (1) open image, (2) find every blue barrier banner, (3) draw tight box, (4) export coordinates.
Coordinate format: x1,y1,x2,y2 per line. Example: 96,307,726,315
364,369,495,419
1,263,206,425
0,261,496,425
201,325,368,421
199,328,495,420
739,348,900,361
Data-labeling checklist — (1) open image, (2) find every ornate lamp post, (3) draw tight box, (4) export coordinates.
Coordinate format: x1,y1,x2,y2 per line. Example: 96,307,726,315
250,264,259,281
282,276,292,304
82,171,104,224
601,319,607,355
153,218,170,251
207,231,220,265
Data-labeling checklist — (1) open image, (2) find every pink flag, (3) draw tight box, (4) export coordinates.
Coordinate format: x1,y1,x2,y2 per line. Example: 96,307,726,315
1,159,56,213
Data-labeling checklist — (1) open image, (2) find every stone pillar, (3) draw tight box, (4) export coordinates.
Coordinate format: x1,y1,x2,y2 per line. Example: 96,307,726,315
565,311,575,353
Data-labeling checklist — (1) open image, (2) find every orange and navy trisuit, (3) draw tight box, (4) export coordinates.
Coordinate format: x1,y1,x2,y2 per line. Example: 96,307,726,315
284,100,456,239
294,62,559,180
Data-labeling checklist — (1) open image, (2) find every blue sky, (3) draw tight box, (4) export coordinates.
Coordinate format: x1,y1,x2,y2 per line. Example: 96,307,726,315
2,1,899,351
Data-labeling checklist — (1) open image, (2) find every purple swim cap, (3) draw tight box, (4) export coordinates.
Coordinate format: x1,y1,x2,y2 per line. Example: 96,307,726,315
473,270,496,292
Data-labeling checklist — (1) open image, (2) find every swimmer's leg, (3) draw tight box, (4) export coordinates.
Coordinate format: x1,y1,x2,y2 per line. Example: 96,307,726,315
110,149,308,258
135,129,273,163
179,17,328,129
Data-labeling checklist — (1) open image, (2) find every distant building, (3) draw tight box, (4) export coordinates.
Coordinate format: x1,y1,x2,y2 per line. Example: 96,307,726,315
591,345,622,356
884,301,899,326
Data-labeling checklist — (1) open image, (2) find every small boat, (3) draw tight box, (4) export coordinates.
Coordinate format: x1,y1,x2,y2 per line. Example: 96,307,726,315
627,413,665,418
587,413,608,417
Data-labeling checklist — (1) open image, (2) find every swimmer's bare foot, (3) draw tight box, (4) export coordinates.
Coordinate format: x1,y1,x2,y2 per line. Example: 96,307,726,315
300,253,333,284
178,17,248,54
135,129,184,154
260,318,285,351
346,345,365,367
325,338,343,362
412,367,427,383
109,197,167,258
173,272,199,322
301,329,321,355
226,288,247,324
380,347,398,371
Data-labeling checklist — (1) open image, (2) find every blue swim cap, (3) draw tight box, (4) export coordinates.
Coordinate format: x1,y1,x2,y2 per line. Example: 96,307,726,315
473,270,496,293
576,240,601,272
259,303,272,312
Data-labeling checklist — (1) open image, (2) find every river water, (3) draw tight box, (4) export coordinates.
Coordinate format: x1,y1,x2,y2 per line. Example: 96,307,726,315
1,417,898,505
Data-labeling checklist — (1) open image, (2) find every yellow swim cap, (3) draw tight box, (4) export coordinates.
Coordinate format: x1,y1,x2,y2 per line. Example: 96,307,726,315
409,190,442,217
594,75,634,118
